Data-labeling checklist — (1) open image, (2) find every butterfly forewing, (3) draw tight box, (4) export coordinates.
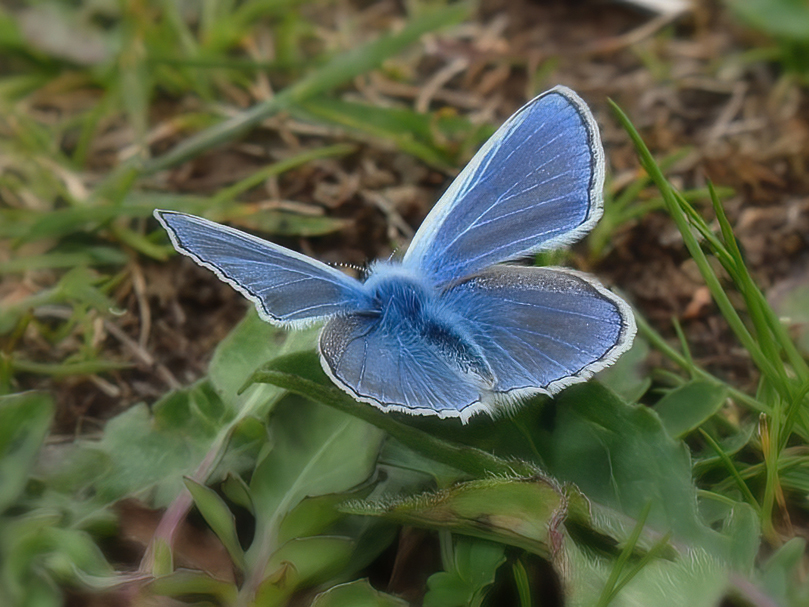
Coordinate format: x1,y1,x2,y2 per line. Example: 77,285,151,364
403,86,604,286
155,211,365,326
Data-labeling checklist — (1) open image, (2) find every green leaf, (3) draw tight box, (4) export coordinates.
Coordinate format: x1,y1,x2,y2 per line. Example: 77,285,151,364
222,473,254,513
244,397,384,596
0,392,53,511
147,569,238,604
424,538,506,607
312,579,408,607
654,381,728,439
90,381,228,507
596,337,651,404
278,486,373,545
378,438,466,488
248,396,384,532
254,536,356,607
0,514,113,607
567,542,730,607
343,475,566,557
208,309,317,405
536,382,759,569
183,478,245,570
35,526,114,581
249,350,538,478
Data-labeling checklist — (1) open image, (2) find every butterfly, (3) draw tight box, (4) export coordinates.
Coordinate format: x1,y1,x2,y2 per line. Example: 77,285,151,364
155,85,636,423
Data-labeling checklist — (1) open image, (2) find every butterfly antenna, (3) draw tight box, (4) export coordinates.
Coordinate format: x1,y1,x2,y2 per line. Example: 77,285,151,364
330,261,367,277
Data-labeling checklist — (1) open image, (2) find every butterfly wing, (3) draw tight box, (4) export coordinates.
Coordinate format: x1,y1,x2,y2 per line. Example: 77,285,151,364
318,264,634,421
403,86,604,285
155,211,365,326
442,265,636,408
318,313,487,420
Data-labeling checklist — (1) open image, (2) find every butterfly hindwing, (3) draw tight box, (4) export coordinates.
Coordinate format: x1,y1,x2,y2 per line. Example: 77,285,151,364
319,312,485,419
403,86,604,285
319,265,635,421
442,265,636,399
155,211,365,326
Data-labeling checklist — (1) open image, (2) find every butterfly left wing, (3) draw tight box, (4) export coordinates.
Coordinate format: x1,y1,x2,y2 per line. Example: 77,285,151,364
155,211,365,327
403,86,604,286
442,265,636,405
318,313,486,420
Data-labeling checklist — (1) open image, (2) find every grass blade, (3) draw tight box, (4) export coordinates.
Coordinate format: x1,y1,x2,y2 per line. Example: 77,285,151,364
140,2,473,174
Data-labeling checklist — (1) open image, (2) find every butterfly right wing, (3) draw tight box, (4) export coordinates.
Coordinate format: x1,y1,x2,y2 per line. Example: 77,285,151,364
155,211,366,327
442,265,636,400
402,86,604,286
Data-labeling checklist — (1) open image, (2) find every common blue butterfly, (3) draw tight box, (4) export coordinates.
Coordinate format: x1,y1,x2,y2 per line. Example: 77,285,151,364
155,86,636,423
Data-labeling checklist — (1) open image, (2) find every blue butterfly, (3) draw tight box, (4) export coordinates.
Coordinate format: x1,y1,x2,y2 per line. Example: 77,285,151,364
155,86,636,423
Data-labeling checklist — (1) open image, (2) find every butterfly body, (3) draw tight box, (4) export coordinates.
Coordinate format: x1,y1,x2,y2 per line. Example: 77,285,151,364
156,86,636,423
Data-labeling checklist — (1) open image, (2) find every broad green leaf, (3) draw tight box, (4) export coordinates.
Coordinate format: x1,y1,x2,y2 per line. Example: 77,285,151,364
0,392,53,511
312,579,408,607
378,438,466,488
535,382,759,569
212,415,267,480
183,478,245,570
90,380,228,507
596,337,651,404
245,396,384,595
424,538,506,607
568,542,729,607
32,526,113,580
248,396,384,530
343,475,566,557
254,536,355,607
278,485,374,545
250,350,538,478
208,309,317,405
654,381,728,439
